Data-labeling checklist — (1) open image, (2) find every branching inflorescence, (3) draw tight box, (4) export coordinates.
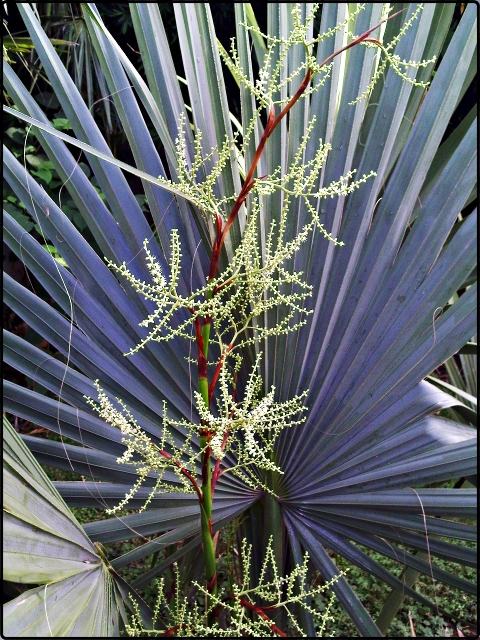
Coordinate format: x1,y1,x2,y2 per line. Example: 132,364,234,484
85,4,436,635
125,537,346,637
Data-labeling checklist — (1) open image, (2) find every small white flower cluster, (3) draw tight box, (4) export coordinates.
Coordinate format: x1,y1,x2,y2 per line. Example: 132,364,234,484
221,3,435,113
350,4,437,105
209,200,315,350
85,350,306,509
224,4,365,114
125,536,344,637
195,354,308,491
221,12,313,112
255,114,377,248
84,383,200,512
158,112,237,222
107,184,320,356
107,230,207,352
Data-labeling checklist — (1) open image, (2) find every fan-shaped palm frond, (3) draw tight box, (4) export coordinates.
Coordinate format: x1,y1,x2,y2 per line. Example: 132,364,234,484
4,415,124,636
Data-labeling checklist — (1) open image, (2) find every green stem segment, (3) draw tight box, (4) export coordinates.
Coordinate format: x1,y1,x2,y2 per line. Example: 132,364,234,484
197,304,217,605
199,443,216,592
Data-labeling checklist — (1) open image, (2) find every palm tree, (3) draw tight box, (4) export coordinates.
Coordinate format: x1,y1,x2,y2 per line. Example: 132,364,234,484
3,3,476,636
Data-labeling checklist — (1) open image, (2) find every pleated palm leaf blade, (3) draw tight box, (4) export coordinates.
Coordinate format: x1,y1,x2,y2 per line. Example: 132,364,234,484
3,415,128,636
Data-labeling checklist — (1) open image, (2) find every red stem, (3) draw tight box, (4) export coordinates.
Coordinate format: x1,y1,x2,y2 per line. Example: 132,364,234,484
194,317,208,380
238,598,287,637
165,623,197,637
269,67,312,133
158,449,203,505
243,103,276,187
208,344,233,404
212,278,232,297
318,8,405,69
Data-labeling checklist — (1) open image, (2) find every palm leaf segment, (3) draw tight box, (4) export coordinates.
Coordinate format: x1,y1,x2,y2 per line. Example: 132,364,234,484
3,3,477,636
3,415,124,636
